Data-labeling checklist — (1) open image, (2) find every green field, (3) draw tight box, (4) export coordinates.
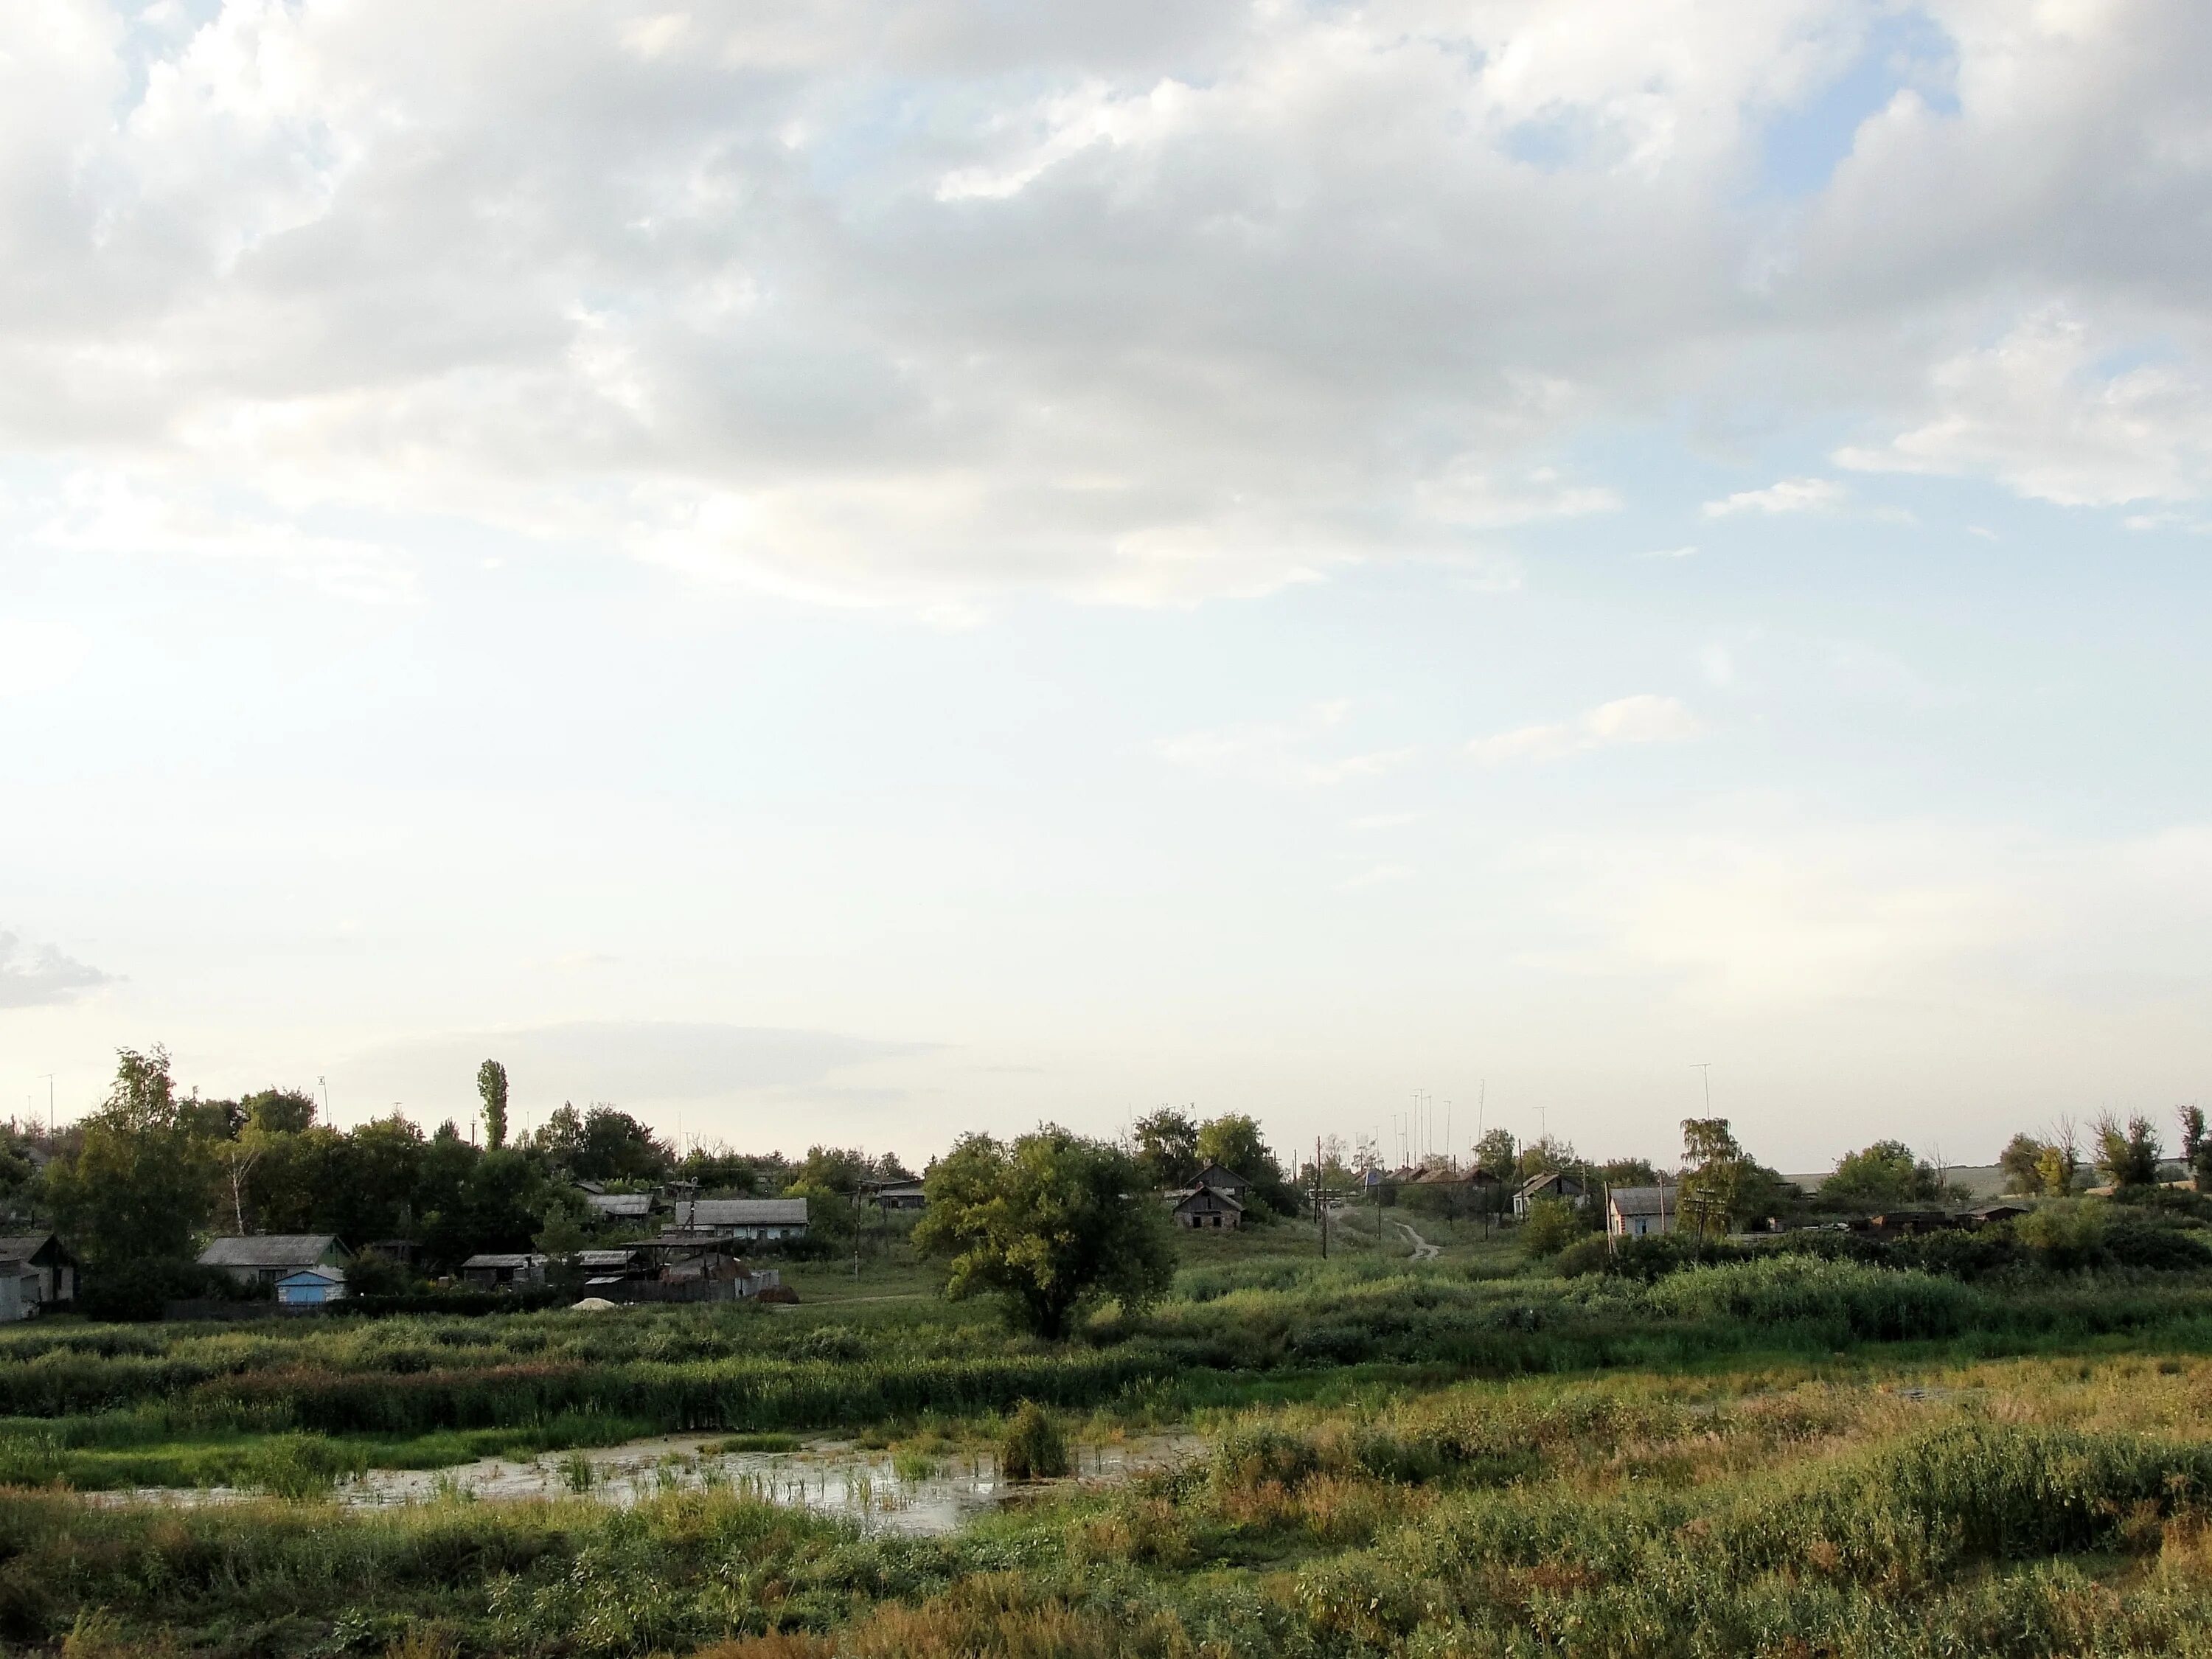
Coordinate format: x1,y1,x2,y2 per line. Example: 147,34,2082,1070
10,1211,2212,1656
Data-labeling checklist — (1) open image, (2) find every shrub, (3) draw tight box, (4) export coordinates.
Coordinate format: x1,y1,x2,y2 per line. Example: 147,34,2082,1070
1644,1256,1978,1340
998,1401,1068,1480
2014,1200,2107,1270
1519,1197,1590,1259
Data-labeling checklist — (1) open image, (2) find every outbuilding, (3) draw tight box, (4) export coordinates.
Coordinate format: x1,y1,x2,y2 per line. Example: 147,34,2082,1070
460,1252,550,1290
0,1234,80,1310
1172,1183,1245,1231
275,1267,347,1306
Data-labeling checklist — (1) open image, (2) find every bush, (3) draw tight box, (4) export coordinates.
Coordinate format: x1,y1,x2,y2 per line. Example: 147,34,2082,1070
2014,1200,2107,1270
80,1259,243,1323
1519,1196,1590,1259
1644,1256,1980,1340
998,1400,1068,1480
1554,1236,1611,1278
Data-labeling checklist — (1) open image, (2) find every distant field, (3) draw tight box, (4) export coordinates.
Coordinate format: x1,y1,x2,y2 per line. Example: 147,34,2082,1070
7,1214,2212,1655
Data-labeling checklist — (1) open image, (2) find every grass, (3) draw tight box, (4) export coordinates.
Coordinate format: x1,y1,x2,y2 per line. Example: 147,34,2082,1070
7,1223,2212,1652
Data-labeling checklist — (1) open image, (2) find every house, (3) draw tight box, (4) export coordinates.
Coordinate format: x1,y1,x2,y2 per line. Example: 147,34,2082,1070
1187,1163,1251,1205
198,1235,349,1290
275,1266,347,1306
583,1192,656,1222
1607,1186,1680,1238
1969,1202,2031,1226
1514,1170,1592,1220
666,1197,810,1242
863,1179,928,1211
0,1234,80,1310
460,1252,550,1290
1172,1183,1245,1231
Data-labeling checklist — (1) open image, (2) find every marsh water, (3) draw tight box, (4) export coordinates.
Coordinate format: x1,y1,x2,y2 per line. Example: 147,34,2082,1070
91,1432,1206,1535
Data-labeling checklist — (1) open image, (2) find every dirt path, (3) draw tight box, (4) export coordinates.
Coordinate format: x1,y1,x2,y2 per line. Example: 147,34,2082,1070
1392,1220,1441,1261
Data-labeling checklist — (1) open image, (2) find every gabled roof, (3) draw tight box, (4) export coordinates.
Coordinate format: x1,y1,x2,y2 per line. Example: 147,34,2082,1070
1191,1162,1248,1188
585,1193,654,1217
1175,1183,1245,1212
577,1249,642,1269
673,1198,809,1227
462,1253,549,1269
198,1234,345,1268
0,1234,71,1265
276,1266,346,1284
1517,1170,1586,1198
1607,1185,1676,1217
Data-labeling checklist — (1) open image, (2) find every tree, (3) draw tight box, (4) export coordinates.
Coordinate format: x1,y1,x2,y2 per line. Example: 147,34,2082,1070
1998,1133,2051,1197
1820,1140,1952,1211
1470,1129,1518,1180
44,1047,213,1268
1677,1118,1787,1236
477,1060,509,1150
1132,1108,1200,1189
914,1127,1175,1338
1600,1156,1660,1189
2177,1106,2205,1169
2094,1113,2161,1190
1520,1194,1592,1258
571,1107,669,1184
1194,1114,1297,1215
241,1088,317,1136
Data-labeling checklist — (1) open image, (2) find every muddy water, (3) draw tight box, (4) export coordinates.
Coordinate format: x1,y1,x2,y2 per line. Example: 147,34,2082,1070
92,1433,1206,1536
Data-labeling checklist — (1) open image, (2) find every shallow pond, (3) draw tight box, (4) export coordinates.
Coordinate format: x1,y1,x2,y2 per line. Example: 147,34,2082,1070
92,1433,1205,1535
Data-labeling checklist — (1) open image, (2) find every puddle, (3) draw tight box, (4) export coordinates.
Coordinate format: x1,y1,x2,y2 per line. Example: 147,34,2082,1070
88,1433,1206,1536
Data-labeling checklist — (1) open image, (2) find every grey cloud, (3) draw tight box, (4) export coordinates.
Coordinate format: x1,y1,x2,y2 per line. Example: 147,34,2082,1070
5,1,2212,605
0,931,116,1009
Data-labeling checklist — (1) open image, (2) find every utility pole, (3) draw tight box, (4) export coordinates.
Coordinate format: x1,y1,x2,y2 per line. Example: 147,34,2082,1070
1692,1062,1711,1115
1315,1137,1328,1259
39,1074,54,1138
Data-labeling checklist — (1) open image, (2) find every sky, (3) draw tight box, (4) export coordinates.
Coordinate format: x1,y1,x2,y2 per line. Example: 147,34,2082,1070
6,0,2212,1174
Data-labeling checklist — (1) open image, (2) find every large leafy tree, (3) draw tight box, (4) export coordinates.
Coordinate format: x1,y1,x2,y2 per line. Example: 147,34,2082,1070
1194,1113,1298,1215
2094,1113,2161,1190
1820,1140,1955,1212
44,1048,214,1267
1132,1107,1200,1189
914,1127,1175,1338
1677,1118,1790,1236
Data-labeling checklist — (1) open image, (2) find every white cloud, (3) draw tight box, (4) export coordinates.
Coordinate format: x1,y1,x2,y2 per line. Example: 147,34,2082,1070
1467,694,1703,765
1837,311,2212,507
1701,477,1846,518
0,930,114,1009
0,1,2209,608
1638,544,1698,559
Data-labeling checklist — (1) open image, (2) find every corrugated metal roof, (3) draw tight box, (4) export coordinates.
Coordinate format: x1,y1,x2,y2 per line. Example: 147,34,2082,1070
675,1198,809,1226
198,1235,343,1268
585,1193,654,1217
1607,1186,1675,1216
461,1253,549,1269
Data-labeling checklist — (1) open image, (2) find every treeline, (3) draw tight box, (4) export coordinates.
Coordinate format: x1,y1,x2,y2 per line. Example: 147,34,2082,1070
13,1047,911,1292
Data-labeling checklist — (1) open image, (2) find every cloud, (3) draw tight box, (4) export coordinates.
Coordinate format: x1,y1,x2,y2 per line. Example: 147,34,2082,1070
2,3,2212,608
1836,311,2212,507
1702,478,1846,518
0,931,115,1009
1156,703,1416,788
1638,545,1698,560
1467,695,1703,765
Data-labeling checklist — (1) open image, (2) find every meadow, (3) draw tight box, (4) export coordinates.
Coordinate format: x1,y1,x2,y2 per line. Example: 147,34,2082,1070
9,1213,2212,1655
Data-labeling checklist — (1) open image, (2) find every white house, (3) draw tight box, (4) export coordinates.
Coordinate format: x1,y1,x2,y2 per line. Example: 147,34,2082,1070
1606,1186,1679,1239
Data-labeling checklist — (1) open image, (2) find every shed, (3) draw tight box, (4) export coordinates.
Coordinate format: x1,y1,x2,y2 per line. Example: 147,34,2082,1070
1188,1163,1251,1203
460,1252,550,1290
0,1263,41,1323
198,1235,349,1289
1172,1183,1245,1231
865,1180,928,1211
276,1267,347,1306
584,1192,655,1221
0,1234,80,1309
